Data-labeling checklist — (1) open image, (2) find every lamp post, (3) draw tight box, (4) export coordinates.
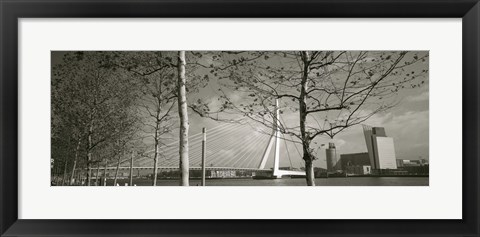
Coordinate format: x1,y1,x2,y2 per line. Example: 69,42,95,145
201,128,206,186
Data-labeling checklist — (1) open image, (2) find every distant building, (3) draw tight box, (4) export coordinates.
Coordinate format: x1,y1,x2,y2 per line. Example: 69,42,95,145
210,170,236,178
394,159,429,175
339,152,372,175
403,160,419,166
402,164,429,175
399,159,428,167
313,167,327,178
362,166,372,175
325,143,338,172
396,159,404,167
339,152,370,169
344,165,372,175
362,125,398,170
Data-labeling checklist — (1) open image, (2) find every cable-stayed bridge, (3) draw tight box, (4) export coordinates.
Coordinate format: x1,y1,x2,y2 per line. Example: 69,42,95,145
113,100,306,178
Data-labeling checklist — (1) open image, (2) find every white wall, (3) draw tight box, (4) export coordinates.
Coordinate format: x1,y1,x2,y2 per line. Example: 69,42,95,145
374,137,398,169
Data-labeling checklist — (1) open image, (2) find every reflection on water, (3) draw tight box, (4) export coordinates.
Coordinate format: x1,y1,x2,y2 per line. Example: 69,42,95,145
111,177,429,186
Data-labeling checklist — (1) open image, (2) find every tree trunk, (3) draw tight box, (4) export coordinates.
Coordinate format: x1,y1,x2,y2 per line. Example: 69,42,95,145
152,118,160,186
114,155,121,185
129,151,134,186
86,121,94,186
152,81,163,186
62,159,68,186
152,142,159,186
70,139,81,185
88,168,92,186
177,51,189,186
95,162,100,186
103,160,108,186
299,51,315,186
305,157,315,186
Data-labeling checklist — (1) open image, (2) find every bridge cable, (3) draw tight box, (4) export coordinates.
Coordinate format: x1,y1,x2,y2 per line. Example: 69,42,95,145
204,129,261,167
184,124,246,162
227,132,266,167
144,122,240,155
162,124,247,167
279,113,304,167
243,135,270,168
139,123,244,166
218,134,263,167
158,123,244,164
214,132,262,167
281,132,295,169
186,127,254,167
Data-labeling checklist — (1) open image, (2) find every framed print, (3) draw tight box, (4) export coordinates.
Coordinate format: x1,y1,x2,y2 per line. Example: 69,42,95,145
1,0,479,236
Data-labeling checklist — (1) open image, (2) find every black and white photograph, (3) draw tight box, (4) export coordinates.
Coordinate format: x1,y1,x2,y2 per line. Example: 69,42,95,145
51,51,429,186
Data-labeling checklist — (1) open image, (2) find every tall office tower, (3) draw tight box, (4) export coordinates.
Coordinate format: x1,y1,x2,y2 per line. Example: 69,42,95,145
362,125,397,170
326,142,338,172
372,127,386,136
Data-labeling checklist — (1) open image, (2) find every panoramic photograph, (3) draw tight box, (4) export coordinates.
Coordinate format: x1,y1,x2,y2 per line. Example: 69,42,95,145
51,51,429,186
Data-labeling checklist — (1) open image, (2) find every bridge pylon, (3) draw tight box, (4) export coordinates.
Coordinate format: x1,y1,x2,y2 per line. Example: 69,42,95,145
258,98,306,178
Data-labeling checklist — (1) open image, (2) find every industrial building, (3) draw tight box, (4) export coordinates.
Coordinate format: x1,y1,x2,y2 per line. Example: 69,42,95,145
396,159,429,175
338,152,372,175
397,159,428,167
362,125,398,171
325,142,339,172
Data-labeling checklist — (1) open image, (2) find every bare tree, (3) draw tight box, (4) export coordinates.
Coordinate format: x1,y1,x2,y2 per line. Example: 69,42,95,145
107,51,209,186
111,130,137,185
133,54,176,186
69,137,81,185
109,52,178,186
192,51,428,186
52,52,139,185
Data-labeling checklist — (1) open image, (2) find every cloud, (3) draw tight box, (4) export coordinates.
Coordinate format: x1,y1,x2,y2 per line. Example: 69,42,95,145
405,91,429,102
353,110,429,159
333,138,347,148
300,109,429,163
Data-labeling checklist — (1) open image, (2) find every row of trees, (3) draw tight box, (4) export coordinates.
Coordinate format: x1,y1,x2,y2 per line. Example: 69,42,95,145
51,51,428,186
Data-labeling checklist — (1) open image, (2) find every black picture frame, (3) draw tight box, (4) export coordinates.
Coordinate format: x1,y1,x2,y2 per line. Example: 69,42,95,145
1,0,479,236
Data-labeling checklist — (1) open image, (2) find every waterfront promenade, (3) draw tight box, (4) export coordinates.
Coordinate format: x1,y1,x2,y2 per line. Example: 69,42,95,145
99,176,429,186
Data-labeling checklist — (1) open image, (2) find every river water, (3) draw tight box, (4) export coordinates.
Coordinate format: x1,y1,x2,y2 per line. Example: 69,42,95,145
112,177,428,186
